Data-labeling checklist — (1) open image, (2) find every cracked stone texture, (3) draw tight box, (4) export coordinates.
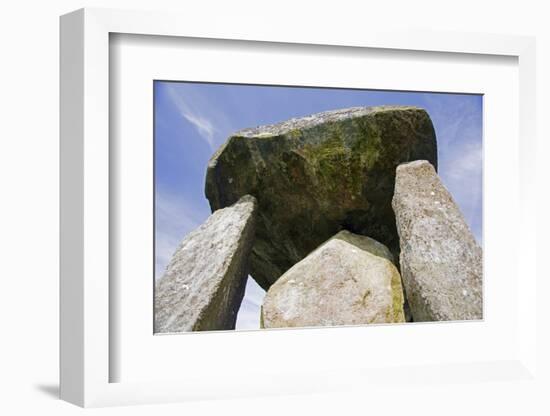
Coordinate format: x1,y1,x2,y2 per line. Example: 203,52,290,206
205,106,437,290
260,230,406,328
154,195,257,333
392,160,483,322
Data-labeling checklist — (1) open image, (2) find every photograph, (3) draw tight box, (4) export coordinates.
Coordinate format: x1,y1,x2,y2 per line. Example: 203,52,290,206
153,81,483,333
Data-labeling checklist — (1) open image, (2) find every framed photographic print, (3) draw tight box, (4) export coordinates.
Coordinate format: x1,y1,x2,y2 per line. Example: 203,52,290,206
60,7,538,408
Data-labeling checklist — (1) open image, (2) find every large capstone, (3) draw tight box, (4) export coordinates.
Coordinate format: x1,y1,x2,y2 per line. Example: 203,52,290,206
261,230,406,328
206,106,437,289
392,160,483,322
155,195,257,332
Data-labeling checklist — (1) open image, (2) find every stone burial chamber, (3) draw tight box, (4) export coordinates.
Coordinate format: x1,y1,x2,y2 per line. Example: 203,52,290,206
205,106,438,290
154,105,483,331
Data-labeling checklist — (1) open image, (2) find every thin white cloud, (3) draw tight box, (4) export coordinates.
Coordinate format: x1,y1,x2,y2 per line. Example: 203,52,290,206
164,83,218,151
440,139,483,244
442,139,482,181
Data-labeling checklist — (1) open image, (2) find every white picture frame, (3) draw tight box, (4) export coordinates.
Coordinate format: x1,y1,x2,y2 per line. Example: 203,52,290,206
60,7,538,408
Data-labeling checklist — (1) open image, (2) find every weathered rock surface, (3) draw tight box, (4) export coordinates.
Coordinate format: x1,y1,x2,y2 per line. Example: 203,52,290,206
392,160,482,322
260,230,406,328
205,106,437,290
155,195,257,332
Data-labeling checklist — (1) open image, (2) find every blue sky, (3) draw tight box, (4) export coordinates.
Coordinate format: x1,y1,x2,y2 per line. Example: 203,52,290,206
154,81,483,330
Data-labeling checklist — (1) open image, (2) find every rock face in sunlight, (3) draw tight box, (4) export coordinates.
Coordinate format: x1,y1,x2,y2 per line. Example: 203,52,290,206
155,195,257,332
392,160,483,322
205,106,437,290
260,231,405,328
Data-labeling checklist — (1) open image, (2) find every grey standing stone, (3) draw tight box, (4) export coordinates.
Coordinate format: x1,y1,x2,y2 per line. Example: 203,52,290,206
261,230,406,328
205,106,437,290
155,195,257,333
392,160,483,322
